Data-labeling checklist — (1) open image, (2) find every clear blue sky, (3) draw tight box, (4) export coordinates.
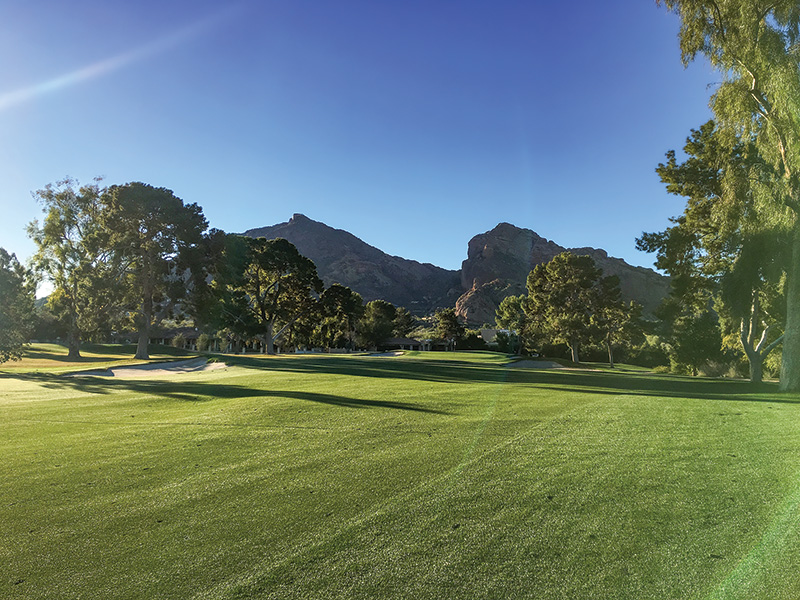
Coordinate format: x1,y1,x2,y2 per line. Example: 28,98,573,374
1,0,715,278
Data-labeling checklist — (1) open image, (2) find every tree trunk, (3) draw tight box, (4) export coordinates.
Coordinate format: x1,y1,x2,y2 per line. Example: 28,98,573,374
265,319,276,355
135,254,153,360
135,330,149,360
606,338,614,368
780,226,800,392
742,333,764,385
135,289,152,360
740,314,762,384
748,355,763,384
67,307,81,360
67,332,81,359
569,340,580,363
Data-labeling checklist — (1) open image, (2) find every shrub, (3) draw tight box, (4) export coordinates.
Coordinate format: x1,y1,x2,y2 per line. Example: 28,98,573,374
197,333,213,352
456,330,487,350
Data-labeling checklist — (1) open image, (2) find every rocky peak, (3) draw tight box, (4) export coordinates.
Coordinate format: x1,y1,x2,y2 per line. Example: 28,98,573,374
461,222,563,290
240,215,668,327
242,215,461,314
456,222,669,325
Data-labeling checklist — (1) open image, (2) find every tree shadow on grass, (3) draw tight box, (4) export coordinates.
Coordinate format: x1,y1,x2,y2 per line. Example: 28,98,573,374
224,354,512,386
20,350,121,364
506,368,799,404
6,354,795,407
217,354,797,403
19,344,194,364
3,372,447,414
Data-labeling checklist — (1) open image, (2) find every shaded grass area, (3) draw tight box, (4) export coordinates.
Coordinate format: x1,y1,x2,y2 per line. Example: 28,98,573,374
2,351,800,599
1,343,197,374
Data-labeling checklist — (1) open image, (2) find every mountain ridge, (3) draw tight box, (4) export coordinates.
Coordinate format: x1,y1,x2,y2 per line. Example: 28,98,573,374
242,214,463,314
242,215,669,324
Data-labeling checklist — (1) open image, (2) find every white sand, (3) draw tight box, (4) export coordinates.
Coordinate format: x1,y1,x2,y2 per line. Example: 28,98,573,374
66,358,227,379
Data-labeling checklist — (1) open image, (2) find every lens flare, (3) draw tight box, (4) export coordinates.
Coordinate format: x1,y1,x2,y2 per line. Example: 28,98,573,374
0,5,244,112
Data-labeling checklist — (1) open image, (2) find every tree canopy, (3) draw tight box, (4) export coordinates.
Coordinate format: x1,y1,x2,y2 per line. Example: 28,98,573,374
637,121,786,381
0,248,35,363
221,237,322,355
392,307,417,338
28,178,123,358
315,284,364,350
495,295,526,354
524,252,634,364
358,300,397,349
658,0,800,390
434,308,465,351
102,182,209,359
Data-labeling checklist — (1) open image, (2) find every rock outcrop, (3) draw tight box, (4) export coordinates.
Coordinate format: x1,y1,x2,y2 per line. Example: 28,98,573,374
243,214,462,314
455,223,669,325
242,216,668,326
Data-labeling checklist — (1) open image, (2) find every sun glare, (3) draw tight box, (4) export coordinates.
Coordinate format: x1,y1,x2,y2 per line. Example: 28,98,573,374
0,4,244,112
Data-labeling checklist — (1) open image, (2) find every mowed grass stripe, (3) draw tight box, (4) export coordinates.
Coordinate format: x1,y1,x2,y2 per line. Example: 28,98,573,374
3,351,800,599
212,393,800,600
197,371,606,598
3,354,521,598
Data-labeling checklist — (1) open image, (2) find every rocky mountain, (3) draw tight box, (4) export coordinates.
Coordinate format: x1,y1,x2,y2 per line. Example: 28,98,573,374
243,214,463,314
243,215,669,325
455,223,670,325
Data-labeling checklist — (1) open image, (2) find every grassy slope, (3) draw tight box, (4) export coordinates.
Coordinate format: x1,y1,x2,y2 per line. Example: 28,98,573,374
2,350,800,599
1,343,197,374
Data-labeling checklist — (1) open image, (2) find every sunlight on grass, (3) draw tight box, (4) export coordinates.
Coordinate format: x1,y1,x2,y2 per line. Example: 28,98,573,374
2,351,800,599
0,343,198,374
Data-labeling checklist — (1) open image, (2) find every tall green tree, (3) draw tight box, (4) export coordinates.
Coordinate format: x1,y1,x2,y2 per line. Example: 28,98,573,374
525,253,601,363
525,252,628,363
673,305,726,376
637,121,786,382
315,284,364,349
392,307,417,338
205,233,252,344
224,237,322,355
658,0,800,390
28,178,121,358
103,182,208,359
592,275,643,368
180,227,231,335
0,248,35,363
495,294,526,354
357,300,396,349
718,235,786,380
434,307,464,351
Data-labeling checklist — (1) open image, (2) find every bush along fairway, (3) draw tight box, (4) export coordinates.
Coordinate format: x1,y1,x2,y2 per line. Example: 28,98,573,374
3,350,800,599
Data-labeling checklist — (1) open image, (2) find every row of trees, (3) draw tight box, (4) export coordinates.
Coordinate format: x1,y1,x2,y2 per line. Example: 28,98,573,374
637,121,785,382
1,178,453,362
27,179,208,360
655,0,800,391
494,226,784,383
208,235,421,353
495,252,642,367
0,249,36,363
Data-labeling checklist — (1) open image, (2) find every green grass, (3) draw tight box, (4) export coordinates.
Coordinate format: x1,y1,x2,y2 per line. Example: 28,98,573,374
3,350,800,599
1,343,198,374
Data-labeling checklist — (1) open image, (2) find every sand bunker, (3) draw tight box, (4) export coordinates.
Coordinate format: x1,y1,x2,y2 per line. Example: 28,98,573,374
66,358,227,379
